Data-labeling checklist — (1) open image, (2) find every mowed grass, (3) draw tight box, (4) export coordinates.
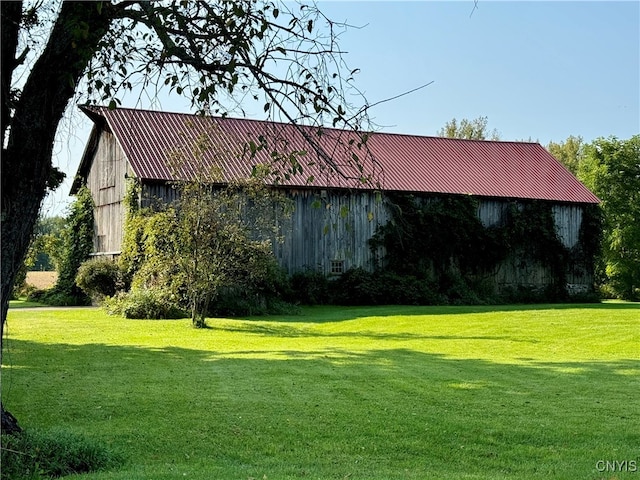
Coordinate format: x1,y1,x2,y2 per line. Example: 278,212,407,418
2,303,638,479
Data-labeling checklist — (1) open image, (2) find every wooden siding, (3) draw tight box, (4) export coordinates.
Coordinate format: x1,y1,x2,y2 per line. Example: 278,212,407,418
141,182,180,209
477,200,510,227
483,201,590,292
85,130,128,255
134,184,389,276
119,180,594,289
552,204,583,249
274,189,388,275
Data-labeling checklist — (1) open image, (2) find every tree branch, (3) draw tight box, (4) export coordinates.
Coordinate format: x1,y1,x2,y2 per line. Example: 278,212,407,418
1,1,23,138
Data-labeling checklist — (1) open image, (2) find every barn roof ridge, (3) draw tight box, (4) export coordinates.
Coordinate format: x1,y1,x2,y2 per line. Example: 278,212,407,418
80,104,541,146
75,105,600,204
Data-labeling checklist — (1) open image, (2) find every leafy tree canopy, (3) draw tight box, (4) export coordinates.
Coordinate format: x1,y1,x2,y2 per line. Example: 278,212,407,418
1,0,369,327
547,135,584,175
1,0,370,431
578,135,640,300
437,116,501,140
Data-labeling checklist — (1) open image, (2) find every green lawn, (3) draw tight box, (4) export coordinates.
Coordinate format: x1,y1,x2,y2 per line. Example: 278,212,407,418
2,303,639,479
7,299,49,309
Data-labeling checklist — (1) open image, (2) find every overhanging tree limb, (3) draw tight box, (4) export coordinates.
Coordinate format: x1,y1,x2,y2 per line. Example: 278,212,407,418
1,0,374,430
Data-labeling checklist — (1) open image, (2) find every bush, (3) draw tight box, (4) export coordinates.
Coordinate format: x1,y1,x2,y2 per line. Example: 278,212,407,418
438,271,484,305
76,258,125,300
287,270,331,305
102,289,186,319
330,268,447,306
19,283,39,300
0,428,122,479
28,288,91,307
209,285,299,317
24,288,48,303
330,267,378,305
373,271,446,305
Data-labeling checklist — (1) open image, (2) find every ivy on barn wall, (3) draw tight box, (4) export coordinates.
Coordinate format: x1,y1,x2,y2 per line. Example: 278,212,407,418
119,180,601,305
119,178,146,285
370,193,602,303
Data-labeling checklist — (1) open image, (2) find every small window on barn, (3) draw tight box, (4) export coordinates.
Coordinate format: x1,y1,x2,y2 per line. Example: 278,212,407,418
330,260,345,275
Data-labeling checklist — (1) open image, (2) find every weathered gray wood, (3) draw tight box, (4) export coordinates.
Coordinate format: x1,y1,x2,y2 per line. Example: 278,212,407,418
274,189,388,275
85,130,127,255
553,203,583,249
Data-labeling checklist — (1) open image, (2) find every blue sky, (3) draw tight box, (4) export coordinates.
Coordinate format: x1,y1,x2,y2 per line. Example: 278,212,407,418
316,1,639,142
45,1,639,215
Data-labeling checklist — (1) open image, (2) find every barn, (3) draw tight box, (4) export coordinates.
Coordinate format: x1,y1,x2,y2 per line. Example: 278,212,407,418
72,105,600,297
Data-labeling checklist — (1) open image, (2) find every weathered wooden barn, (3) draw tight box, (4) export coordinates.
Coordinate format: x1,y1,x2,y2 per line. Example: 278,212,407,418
72,106,599,294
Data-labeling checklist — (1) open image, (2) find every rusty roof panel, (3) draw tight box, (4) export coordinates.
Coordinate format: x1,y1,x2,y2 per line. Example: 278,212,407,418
79,106,599,204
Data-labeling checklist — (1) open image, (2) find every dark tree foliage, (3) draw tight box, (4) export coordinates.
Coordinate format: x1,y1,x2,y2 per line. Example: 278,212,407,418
579,136,640,300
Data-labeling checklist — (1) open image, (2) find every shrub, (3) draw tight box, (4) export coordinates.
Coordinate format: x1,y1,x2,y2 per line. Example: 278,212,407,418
102,288,186,319
330,268,447,306
373,271,446,305
330,267,378,305
27,287,91,307
208,282,299,317
0,428,122,480
39,291,92,307
76,258,125,300
210,285,269,317
24,288,48,303
287,270,331,305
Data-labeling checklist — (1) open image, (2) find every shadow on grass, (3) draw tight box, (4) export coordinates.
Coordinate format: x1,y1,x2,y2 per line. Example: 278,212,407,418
4,338,638,408
209,321,544,342
2,336,639,479
246,301,640,324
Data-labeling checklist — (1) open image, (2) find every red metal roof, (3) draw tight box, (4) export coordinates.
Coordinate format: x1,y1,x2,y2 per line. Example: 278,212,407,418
78,106,599,204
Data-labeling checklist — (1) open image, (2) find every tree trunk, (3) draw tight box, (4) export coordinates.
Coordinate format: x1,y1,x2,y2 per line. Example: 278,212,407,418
1,403,22,435
1,2,117,429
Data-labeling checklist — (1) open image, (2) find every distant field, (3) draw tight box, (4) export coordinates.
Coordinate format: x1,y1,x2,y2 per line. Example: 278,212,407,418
2,303,639,479
25,270,57,289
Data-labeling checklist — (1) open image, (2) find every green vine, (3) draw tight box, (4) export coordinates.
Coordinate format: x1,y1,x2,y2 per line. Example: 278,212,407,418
123,177,141,215
119,178,146,284
571,203,603,281
371,193,600,303
370,194,503,277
